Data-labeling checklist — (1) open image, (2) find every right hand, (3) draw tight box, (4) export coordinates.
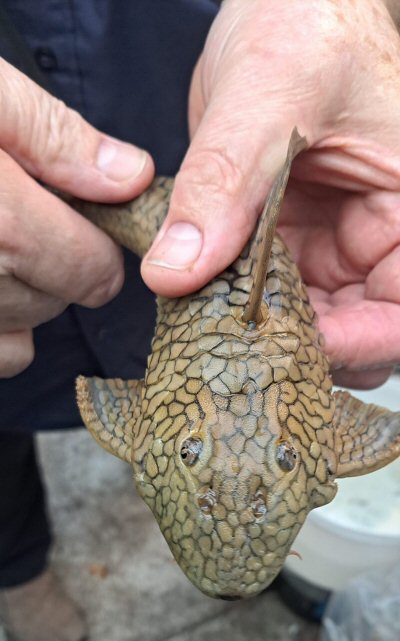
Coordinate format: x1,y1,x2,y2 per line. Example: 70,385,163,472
142,0,400,389
0,58,154,378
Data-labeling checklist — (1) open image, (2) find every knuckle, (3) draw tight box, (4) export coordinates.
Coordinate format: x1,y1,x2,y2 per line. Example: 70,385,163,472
0,152,27,268
33,95,86,171
0,331,34,378
0,270,67,331
38,298,67,325
76,252,124,308
177,146,244,201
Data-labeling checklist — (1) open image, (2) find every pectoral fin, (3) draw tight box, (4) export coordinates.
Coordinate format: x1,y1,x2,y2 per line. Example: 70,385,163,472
76,375,143,463
333,390,400,478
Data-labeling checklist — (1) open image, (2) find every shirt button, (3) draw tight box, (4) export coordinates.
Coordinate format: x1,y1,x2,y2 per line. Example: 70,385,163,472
34,46,58,71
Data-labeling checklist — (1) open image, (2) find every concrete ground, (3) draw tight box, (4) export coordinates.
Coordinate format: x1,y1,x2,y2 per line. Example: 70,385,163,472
1,429,320,641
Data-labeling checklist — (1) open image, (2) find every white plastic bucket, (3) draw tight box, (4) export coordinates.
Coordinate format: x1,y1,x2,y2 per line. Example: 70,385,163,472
284,376,400,591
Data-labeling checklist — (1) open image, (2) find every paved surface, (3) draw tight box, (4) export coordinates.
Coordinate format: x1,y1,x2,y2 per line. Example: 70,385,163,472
0,429,320,641
2,379,399,641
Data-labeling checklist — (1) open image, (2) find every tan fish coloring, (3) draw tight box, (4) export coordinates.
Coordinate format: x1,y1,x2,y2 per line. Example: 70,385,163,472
75,129,400,600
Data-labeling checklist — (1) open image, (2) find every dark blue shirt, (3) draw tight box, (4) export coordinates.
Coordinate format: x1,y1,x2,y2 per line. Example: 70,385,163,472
0,1,218,431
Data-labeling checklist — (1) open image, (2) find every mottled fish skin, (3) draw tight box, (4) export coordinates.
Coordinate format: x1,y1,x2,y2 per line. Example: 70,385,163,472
132,234,337,598
75,133,400,600
71,177,173,259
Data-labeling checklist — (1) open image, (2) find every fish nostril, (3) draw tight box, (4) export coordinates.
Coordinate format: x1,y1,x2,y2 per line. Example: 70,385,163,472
197,487,216,514
251,488,267,518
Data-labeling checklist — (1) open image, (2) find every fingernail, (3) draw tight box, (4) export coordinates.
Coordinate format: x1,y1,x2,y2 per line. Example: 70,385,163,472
97,139,146,181
147,222,202,270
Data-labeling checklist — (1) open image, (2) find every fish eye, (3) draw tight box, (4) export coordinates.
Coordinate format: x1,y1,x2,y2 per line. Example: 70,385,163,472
180,437,203,465
276,441,297,471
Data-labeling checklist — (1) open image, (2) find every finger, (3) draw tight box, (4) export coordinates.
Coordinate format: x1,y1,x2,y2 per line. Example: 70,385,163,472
142,96,299,296
0,151,124,307
188,55,205,137
366,244,400,303
319,300,400,370
332,367,394,390
0,274,66,332
0,330,34,378
0,58,154,201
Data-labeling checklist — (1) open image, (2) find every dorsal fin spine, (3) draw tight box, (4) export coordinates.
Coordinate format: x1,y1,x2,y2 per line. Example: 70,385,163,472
242,128,307,325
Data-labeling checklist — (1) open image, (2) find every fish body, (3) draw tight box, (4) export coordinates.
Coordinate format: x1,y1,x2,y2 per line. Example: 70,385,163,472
131,233,337,598
75,131,400,599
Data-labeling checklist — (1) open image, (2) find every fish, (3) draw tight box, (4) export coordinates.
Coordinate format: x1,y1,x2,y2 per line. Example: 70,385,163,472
74,129,400,600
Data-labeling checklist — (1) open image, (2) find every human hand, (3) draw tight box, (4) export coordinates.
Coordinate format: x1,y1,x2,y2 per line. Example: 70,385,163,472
0,58,153,377
142,0,400,388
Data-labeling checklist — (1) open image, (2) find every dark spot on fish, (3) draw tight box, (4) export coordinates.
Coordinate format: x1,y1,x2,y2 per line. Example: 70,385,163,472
140,452,148,473
219,594,241,601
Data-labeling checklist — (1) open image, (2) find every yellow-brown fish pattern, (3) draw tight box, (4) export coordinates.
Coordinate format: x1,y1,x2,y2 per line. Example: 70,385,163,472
74,130,400,599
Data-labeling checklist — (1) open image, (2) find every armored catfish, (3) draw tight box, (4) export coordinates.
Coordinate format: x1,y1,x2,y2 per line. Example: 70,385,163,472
75,129,400,600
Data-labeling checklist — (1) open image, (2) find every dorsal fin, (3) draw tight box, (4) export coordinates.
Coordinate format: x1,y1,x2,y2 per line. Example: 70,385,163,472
242,128,307,324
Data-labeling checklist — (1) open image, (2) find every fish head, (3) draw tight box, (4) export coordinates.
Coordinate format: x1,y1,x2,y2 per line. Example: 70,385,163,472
134,353,337,599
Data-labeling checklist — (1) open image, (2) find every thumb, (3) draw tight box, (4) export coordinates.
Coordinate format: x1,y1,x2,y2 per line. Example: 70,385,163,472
0,58,154,201
142,95,296,296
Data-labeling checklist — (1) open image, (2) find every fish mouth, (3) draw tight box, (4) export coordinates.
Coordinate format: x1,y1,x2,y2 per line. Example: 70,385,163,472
194,570,279,601
179,542,282,600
